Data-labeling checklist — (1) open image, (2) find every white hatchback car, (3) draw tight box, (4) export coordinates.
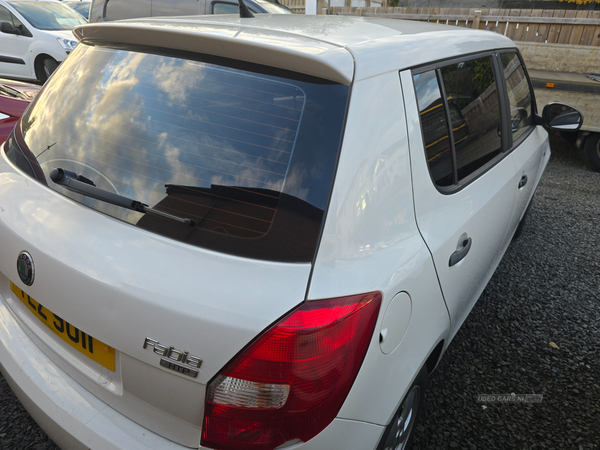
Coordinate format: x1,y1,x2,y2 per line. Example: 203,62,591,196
0,0,84,82
0,13,582,450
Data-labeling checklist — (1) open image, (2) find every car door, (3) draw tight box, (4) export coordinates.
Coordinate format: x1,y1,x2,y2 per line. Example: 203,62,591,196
498,51,546,234
0,5,32,79
401,54,517,340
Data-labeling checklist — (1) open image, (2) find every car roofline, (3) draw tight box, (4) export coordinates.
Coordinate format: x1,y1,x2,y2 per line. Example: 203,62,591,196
73,16,518,84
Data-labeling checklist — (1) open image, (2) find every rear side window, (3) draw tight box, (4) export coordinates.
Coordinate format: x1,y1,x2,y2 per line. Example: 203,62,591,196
414,55,503,189
500,52,533,142
413,71,453,187
10,44,349,262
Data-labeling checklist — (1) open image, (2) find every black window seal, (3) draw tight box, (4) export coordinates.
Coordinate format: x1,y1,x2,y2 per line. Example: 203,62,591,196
435,68,459,186
491,52,512,152
410,49,513,195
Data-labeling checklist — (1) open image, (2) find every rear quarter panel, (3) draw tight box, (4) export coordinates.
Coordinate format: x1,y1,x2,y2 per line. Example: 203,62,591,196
308,71,450,427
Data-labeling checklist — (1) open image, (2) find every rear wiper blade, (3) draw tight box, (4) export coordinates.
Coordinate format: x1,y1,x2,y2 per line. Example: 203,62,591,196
50,168,195,227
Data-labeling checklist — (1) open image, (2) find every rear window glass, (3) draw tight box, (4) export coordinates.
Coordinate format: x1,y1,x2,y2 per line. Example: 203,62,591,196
10,44,349,262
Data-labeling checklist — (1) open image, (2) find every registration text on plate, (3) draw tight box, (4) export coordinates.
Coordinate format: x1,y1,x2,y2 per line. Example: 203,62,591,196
10,281,115,371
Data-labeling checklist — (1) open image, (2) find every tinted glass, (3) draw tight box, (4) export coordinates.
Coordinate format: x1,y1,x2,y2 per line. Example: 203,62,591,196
9,1,85,30
212,2,240,14
501,52,533,142
66,2,91,19
413,70,454,187
12,45,349,262
440,57,502,181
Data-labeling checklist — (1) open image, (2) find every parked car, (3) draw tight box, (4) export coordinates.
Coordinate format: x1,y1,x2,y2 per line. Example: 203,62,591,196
0,0,85,82
62,0,90,20
89,0,291,22
0,78,40,142
0,14,582,450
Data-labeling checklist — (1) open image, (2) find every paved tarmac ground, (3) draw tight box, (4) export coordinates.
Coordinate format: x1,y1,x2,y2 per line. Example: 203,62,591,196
0,134,598,450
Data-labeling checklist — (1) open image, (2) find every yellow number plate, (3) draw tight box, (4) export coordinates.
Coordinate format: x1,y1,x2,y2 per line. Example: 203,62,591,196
10,281,115,371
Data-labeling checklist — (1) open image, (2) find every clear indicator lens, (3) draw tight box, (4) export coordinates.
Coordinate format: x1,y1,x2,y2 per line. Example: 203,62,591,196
209,375,290,409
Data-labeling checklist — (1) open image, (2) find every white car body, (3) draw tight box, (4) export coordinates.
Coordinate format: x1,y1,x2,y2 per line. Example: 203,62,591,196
0,0,84,82
0,14,562,450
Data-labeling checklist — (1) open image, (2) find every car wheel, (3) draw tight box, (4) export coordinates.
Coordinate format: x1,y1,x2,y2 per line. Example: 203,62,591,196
38,57,58,83
582,133,600,173
377,364,427,450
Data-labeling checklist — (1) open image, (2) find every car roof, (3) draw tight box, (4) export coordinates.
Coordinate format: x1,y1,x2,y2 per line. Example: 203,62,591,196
74,15,516,84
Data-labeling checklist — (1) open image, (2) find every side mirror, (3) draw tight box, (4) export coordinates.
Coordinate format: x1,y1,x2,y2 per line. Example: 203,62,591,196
542,103,583,132
0,22,21,35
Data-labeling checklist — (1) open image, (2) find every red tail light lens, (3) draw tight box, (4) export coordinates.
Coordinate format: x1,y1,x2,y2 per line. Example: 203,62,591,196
202,292,382,450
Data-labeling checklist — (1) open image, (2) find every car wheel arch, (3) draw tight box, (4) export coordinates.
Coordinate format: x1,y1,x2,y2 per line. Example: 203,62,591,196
425,339,445,375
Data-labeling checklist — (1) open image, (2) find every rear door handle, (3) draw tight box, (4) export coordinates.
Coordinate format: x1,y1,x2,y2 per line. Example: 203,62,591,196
449,237,472,267
518,175,528,189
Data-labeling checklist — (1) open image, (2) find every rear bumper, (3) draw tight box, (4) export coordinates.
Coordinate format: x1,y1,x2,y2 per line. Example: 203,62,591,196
0,293,188,450
0,292,385,450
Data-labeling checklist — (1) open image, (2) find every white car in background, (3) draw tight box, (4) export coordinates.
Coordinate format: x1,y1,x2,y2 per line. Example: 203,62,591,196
0,0,85,82
0,12,582,450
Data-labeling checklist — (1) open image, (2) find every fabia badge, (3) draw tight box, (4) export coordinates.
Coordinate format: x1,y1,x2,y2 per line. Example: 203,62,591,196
143,337,202,378
17,252,35,286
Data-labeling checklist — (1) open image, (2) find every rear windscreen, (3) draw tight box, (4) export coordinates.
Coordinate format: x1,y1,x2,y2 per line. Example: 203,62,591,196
8,44,349,262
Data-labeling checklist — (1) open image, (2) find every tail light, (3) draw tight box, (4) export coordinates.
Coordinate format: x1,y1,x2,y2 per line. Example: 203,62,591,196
202,292,382,450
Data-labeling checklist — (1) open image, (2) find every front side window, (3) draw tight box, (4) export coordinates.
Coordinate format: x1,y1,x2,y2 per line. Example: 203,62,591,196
500,52,533,142
8,44,349,262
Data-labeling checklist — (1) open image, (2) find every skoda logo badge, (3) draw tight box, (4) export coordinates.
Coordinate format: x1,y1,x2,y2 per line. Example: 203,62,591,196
17,252,35,286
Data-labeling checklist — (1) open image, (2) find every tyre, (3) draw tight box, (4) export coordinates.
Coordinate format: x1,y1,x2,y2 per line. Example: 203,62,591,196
377,364,427,450
37,57,58,83
582,133,600,173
